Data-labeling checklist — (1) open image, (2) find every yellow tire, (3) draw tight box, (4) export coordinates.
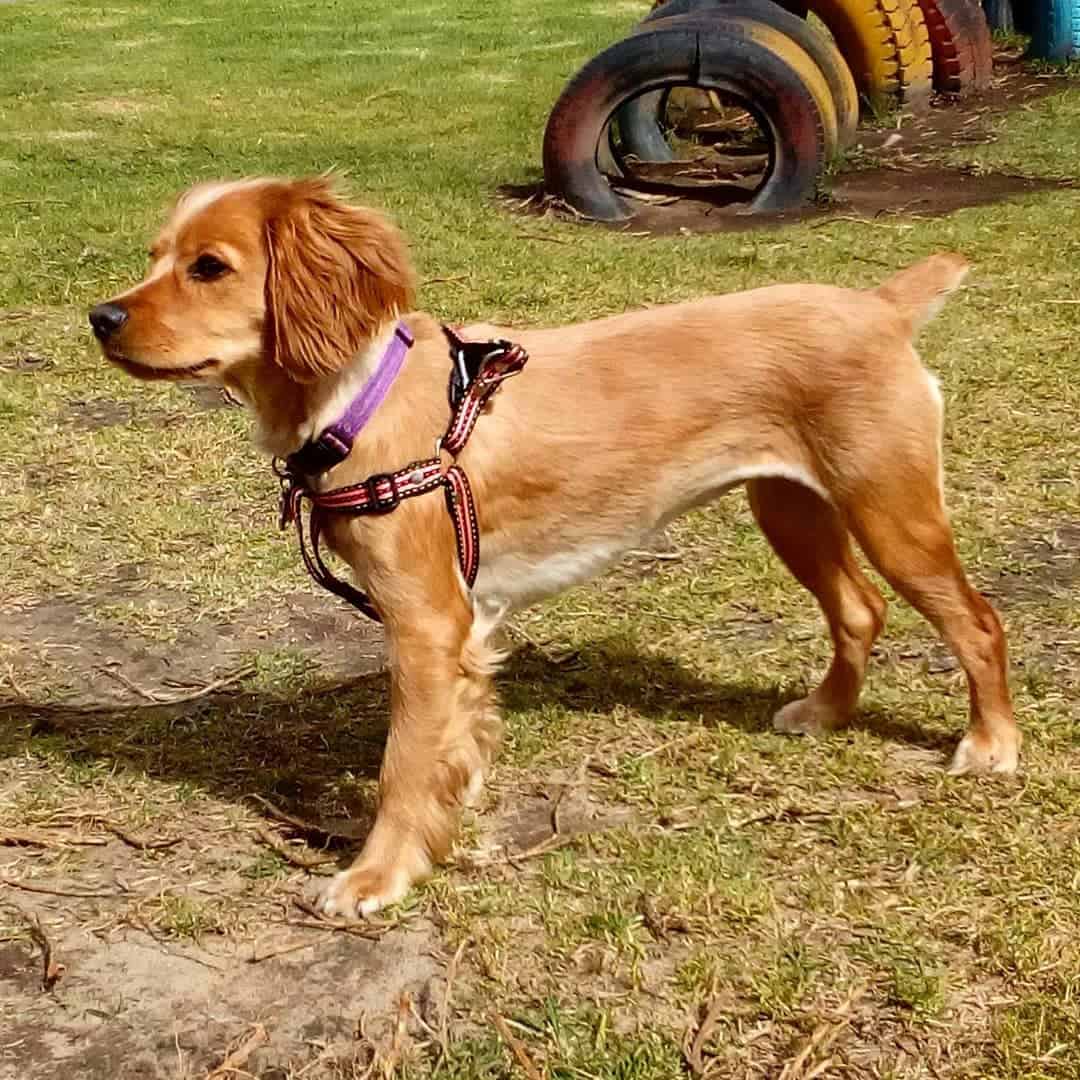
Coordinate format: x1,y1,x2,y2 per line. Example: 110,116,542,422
620,12,842,163
708,17,842,160
808,0,933,111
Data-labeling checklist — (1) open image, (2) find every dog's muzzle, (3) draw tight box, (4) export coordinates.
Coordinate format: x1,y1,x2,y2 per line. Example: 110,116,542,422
89,302,128,342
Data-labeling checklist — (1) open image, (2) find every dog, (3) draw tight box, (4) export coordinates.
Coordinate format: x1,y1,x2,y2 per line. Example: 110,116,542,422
89,176,1019,919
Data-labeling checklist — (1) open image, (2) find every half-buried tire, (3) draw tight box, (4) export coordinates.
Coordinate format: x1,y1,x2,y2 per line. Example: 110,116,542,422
917,0,993,93
543,23,826,220
616,0,859,161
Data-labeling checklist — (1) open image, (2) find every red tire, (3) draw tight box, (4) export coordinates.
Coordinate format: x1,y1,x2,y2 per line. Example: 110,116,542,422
917,0,993,94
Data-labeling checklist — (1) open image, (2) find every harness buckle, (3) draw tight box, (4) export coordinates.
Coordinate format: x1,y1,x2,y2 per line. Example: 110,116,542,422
364,472,400,513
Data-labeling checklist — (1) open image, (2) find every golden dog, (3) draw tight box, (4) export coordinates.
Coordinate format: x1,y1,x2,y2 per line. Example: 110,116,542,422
90,176,1019,918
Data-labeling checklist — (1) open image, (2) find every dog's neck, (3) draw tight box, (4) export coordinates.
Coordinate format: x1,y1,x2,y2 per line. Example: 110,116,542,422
226,322,399,458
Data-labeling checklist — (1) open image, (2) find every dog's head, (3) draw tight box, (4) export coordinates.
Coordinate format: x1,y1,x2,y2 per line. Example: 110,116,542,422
89,176,416,386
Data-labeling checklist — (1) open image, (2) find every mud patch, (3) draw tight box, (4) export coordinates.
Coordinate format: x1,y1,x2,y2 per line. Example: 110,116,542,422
991,519,1080,603
489,777,638,852
60,398,135,431
0,916,439,1080
1,587,384,710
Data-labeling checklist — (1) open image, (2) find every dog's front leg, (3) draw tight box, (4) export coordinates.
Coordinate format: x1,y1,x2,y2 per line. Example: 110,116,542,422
319,591,499,919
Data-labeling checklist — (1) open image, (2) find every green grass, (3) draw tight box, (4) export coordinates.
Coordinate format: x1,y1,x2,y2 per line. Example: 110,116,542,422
3,2,1080,1077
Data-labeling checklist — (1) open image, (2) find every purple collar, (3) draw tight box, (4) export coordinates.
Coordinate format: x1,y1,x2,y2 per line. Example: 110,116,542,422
286,321,413,476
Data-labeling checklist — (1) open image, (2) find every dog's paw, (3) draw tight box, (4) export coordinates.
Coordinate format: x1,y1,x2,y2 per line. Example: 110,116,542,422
318,841,431,920
772,697,846,737
947,729,1021,776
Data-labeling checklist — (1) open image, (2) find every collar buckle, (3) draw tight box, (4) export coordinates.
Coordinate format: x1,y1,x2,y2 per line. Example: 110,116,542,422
364,472,400,513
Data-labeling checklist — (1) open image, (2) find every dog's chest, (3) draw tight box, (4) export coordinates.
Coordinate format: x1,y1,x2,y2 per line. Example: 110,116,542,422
471,536,634,616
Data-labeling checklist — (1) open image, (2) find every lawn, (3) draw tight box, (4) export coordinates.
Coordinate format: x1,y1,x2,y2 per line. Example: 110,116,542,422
2,2,1080,1078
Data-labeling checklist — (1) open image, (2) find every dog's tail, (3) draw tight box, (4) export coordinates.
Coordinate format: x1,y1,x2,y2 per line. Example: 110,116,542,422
875,252,970,334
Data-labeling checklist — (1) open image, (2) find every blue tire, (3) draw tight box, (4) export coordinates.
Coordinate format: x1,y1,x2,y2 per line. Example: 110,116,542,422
1030,0,1080,59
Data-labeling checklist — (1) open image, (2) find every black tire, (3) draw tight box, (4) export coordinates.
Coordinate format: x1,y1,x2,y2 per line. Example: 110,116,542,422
981,0,1013,31
543,23,826,220
619,13,840,160
617,0,859,160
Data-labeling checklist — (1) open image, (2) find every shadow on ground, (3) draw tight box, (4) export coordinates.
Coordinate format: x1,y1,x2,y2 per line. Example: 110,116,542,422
1,639,943,826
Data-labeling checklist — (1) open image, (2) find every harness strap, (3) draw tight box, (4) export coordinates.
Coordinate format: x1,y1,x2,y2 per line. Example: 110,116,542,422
279,326,526,621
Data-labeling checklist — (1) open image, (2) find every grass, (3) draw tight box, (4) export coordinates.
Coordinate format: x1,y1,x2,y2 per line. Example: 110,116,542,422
2,1,1080,1077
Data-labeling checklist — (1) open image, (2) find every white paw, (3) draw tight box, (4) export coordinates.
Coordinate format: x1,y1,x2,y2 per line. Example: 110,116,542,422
318,863,413,920
772,697,845,737
947,730,1020,776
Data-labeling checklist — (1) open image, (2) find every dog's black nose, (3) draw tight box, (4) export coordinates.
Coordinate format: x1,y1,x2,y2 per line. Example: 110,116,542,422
89,302,128,341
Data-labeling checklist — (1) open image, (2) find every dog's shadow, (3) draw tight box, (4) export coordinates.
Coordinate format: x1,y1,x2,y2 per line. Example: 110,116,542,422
0,639,945,831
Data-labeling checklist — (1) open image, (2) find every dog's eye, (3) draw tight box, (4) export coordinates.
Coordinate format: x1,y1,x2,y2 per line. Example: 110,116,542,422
190,254,230,282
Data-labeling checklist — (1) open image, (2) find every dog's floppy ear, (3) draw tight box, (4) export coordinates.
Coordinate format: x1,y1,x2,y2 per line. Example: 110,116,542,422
264,177,416,381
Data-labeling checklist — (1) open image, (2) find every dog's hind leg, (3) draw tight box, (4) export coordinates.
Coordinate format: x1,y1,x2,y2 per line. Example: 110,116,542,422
842,471,1018,775
748,476,887,735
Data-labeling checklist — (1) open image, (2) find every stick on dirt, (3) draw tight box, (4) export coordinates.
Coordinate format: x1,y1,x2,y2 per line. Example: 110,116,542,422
106,824,182,851
4,903,65,991
682,995,727,1077
245,794,354,843
252,824,337,870
492,1013,546,1080
205,1023,268,1080
0,875,121,899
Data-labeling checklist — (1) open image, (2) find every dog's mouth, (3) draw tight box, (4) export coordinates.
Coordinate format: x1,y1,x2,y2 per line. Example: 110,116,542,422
107,353,219,382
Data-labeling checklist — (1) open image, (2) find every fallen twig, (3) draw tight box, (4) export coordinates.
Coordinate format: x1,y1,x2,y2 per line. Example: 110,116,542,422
440,938,469,1061
682,995,727,1077
0,875,121,899
811,215,912,230
625,547,684,561
0,828,107,848
1,198,71,209
516,232,572,245
731,806,831,829
97,665,160,702
245,794,355,844
287,897,396,939
99,664,255,706
493,1013,545,1080
156,665,256,704
381,993,411,1079
778,984,865,1080
253,824,336,870
247,938,318,965
3,903,64,991
106,824,182,851
421,275,469,287
205,1023,268,1079
635,730,705,761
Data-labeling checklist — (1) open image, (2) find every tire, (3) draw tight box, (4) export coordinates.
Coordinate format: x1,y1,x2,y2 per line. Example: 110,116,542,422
616,12,841,167
981,0,1013,31
1030,0,1080,59
917,0,993,93
617,0,859,152
807,0,934,109
542,23,826,220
